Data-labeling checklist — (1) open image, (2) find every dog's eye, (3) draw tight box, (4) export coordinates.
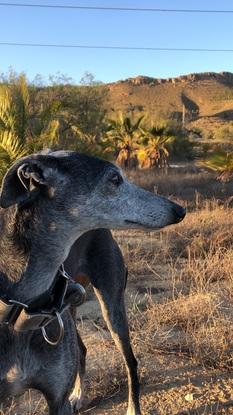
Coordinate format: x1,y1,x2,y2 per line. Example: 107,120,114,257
109,173,123,187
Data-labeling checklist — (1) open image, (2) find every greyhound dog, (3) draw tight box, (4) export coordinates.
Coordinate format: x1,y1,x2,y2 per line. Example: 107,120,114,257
0,151,185,415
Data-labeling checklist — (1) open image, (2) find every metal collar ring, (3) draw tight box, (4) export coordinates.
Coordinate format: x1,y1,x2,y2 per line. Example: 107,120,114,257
41,311,64,346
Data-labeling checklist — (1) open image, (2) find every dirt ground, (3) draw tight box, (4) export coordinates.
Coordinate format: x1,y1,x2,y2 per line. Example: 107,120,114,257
3,220,233,415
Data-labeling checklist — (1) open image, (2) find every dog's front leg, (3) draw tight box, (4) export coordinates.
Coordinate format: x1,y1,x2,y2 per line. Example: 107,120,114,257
69,329,87,412
93,286,141,415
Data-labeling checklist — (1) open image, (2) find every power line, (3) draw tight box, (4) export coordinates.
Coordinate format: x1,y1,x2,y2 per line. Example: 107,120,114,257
1,42,233,52
0,2,233,13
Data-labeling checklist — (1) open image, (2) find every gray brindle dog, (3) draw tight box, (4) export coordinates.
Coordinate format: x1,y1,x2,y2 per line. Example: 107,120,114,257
0,151,185,415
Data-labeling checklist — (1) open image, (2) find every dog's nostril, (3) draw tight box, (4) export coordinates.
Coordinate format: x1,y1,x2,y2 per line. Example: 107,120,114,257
172,204,186,222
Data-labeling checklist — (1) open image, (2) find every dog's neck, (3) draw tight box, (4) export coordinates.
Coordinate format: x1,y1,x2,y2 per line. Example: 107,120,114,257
0,203,82,303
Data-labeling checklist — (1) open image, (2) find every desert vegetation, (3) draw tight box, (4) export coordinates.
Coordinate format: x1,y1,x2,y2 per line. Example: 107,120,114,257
0,72,233,180
0,73,198,175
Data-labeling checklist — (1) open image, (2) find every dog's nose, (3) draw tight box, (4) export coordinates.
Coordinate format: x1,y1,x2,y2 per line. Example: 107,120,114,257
172,204,186,223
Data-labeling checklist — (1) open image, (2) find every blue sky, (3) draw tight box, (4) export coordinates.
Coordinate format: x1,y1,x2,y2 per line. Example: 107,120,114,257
0,0,233,83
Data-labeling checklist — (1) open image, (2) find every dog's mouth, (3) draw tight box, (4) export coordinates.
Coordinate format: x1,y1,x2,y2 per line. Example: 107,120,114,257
124,219,160,230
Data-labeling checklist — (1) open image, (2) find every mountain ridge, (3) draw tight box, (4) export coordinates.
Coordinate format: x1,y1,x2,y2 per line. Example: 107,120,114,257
108,71,233,86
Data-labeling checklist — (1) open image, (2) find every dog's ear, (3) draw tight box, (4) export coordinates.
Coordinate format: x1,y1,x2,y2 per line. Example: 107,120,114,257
0,157,56,208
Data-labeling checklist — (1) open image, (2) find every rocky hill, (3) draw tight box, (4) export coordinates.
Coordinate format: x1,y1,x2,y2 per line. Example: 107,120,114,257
105,71,233,133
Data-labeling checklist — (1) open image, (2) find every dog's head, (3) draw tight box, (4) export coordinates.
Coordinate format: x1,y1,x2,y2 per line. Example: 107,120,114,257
0,151,185,233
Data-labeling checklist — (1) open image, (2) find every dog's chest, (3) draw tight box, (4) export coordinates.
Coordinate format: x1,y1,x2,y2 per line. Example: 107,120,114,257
0,328,37,397
5,364,25,396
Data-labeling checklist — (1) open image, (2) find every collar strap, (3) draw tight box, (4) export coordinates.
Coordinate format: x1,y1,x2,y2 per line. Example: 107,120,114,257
0,265,86,336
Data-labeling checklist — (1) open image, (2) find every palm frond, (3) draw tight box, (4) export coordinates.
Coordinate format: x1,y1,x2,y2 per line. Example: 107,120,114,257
203,151,233,173
133,115,144,131
0,87,16,132
0,130,27,160
38,119,60,148
13,75,30,142
0,130,28,181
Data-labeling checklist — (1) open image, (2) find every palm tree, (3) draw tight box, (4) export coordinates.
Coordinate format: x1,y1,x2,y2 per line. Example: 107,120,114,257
0,75,60,181
138,124,173,169
104,113,144,168
203,151,233,182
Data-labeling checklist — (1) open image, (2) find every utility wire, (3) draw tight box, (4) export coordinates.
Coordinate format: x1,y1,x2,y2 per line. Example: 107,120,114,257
1,42,233,52
0,2,233,13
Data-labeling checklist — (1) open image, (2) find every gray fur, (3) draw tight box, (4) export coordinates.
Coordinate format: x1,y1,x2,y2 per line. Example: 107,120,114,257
0,151,185,414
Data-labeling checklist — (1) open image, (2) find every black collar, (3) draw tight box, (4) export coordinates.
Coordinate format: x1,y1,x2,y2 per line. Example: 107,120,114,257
0,265,86,345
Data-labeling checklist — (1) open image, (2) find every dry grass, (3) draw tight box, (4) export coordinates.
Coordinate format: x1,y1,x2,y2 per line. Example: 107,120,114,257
120,189,233,371
127,167,233,209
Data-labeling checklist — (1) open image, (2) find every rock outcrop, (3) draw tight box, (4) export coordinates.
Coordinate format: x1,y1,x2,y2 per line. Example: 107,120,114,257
112,72,233,86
